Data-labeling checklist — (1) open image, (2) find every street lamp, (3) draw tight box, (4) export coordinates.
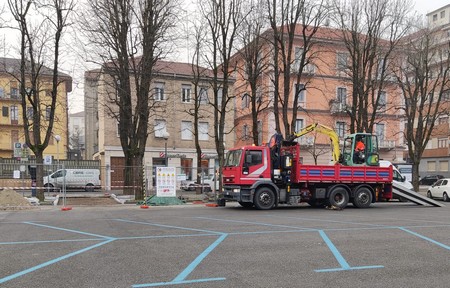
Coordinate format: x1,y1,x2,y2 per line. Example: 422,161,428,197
54,135,61,164
163,132,170,166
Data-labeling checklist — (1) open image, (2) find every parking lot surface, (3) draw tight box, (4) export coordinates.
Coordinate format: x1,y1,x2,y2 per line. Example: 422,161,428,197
0,201,449,288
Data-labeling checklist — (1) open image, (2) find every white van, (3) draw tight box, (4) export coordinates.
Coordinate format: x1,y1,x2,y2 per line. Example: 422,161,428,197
43,169,101,192
379,160,413,190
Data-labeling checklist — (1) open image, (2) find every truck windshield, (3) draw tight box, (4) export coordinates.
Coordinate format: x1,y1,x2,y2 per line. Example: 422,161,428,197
224,150,242,167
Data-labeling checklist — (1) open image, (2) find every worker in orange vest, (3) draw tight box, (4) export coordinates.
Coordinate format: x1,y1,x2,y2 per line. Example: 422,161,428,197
354,137,365,164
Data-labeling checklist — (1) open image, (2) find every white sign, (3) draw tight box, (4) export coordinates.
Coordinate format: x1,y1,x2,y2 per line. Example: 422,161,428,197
156,167,177,197
44,155,53,165
13,170,21,179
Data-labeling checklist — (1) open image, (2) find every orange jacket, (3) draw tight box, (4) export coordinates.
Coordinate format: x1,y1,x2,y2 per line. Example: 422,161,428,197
355,141,365,151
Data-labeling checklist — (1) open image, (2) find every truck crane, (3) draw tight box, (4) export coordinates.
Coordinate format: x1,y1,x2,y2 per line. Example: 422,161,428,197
222,124,392,210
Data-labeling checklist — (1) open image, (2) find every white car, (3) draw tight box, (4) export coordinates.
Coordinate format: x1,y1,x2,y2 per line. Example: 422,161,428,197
426,178,450,202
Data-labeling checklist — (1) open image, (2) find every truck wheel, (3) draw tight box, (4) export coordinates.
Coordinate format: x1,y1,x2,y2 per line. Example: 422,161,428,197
254,187,275,210
352,187,372,208
327,187,349,209
238,201,254,208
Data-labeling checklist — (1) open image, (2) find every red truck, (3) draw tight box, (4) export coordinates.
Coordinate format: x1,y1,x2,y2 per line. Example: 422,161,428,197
222,124,393,210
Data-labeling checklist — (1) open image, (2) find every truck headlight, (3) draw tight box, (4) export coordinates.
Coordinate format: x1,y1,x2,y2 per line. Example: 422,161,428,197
233,188,240,193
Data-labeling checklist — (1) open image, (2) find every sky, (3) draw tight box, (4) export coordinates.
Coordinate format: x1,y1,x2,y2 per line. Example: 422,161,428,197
1,0,450,114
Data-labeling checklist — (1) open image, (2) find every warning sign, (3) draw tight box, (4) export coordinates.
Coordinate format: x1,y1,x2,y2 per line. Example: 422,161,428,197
156,167,176,197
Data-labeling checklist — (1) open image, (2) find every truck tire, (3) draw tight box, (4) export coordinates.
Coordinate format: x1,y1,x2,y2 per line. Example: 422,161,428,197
254,187,276,210
352,187,373,208
327,187,349,209
238,201,254,208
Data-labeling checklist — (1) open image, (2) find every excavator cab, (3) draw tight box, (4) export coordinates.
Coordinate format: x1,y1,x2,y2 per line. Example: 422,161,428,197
340,133,379,166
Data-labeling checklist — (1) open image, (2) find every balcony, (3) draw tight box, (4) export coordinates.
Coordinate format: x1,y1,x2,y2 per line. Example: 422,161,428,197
379,140,395,149
329,100,348,114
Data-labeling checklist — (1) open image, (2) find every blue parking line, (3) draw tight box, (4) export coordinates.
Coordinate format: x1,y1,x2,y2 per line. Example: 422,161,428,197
114,219,223,235
315,230,383,273
196,216,317,231
399,227,450,251
24,221,114,240
0,239,115,285
133,233,228,288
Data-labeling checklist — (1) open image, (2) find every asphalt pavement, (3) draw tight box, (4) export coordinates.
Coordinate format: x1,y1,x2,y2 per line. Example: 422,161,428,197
0,200,449,288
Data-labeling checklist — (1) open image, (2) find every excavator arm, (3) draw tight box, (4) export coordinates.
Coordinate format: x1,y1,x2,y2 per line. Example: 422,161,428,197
287,123,341,164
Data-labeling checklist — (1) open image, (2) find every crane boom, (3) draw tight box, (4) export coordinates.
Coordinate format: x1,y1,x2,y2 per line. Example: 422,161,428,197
287,123,341,163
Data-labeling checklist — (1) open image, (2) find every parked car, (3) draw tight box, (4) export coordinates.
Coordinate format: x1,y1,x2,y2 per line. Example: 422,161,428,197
180,180,212,192
419,175,444,186
426,178,450,202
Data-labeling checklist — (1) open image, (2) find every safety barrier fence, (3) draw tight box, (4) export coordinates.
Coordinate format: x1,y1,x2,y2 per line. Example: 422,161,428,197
0,162,219,198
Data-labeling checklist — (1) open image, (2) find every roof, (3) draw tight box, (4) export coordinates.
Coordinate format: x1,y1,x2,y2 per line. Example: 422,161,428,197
0,57,72,79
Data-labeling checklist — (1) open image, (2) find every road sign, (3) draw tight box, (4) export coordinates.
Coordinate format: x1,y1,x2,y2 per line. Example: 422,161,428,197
44,155,52,165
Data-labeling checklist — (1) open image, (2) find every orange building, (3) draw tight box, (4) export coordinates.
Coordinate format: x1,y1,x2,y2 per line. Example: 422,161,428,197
232,26,405,165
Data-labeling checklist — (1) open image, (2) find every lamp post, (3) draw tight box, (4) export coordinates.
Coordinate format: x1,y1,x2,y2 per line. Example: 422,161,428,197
163,132,170,166
54,135,61,165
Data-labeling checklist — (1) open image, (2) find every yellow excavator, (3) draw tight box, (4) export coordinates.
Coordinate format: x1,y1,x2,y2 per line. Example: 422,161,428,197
283,123,380,166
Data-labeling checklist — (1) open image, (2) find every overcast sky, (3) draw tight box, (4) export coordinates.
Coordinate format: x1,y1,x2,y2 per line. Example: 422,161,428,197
2,1,450,114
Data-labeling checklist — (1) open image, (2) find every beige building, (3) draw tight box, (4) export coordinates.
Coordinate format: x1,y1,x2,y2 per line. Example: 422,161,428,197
85,60,235,185
0,57,71,160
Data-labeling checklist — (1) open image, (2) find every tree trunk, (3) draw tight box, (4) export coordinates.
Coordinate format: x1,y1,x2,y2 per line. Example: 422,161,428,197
124,153,144,200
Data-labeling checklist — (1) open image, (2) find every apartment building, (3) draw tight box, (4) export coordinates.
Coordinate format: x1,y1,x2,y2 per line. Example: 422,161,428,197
232,26,404,165
84,60,234,184
0,57,71,160
418,5,450,178
68,111,85,160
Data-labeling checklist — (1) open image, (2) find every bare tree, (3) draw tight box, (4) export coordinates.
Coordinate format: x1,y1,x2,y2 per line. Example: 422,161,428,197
235,0,271,145
199,0,243,193
331,0,412,133
393,25,450,190
7,0,74,201
81,0,178,199
266,0,328,137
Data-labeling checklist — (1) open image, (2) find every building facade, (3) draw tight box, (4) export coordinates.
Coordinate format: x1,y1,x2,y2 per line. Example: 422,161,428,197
68,111,85,160
84,61,235,186
231,26,404,165
0,57,71,161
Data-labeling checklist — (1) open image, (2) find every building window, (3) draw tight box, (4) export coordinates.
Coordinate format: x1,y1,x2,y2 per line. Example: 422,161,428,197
0,87,4,98
378,91,386,112
433,14,437,21
294,83,305,105
295,119,304,132
198,87,208,104
181,121,192,140
243,124,249,140
428,161,436,171
26,107,33,118
181,84,191,103
337,87,347,104
2,106,8,117
440,160,448,171
438,116,448,125
116,121,120,137
199,122,209,140
10,105,18,123
154,119,167,138
441,10,445,18
336,121,346,138
10,81,18,99
375,123,385,143
438,138,448,148
336,52,348,70
45,107,51,120
154,82,165,101
293,46,304,71
241,93,250,109
217,88,223,106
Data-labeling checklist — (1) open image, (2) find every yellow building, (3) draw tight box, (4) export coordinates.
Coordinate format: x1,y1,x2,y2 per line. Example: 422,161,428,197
0,58,72,160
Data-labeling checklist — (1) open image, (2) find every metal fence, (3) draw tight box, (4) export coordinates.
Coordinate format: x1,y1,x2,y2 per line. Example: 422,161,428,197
0,161,219,199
